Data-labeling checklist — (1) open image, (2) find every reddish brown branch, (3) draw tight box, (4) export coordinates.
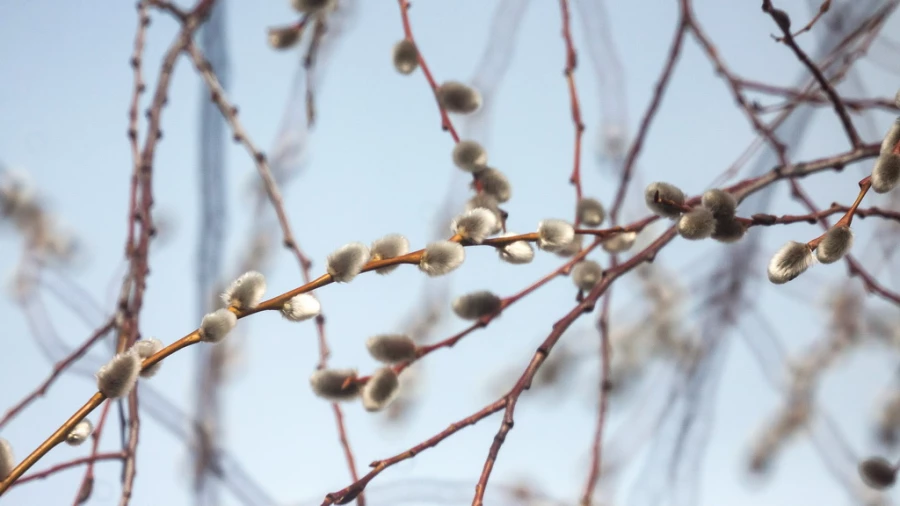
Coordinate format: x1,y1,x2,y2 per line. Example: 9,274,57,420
558,0,586,218
11,452,126,488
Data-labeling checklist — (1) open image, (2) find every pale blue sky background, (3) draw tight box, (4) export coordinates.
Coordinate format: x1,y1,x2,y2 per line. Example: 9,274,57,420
1,1,900,505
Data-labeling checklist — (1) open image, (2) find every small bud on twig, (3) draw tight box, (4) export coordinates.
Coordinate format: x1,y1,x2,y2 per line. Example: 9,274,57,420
132,337,164,378
327,242,370,282
436,81,482,114
96,350,141,399
452,290,502,320
576,197,606,227
222,271,267,310
711,218,746,243
677,208,716,240
475,168,512,203
602,231,637,253
701,189,737,219
644,182,686,218
537,219,575,252
452,208,498,244
66,419,93,446
859,456,897,490
366,334,417,364
199,309,237,343
391,39,419,75
572,260,603,291
419,241,465,276
767,241,814,284
361,367,401,412
310,369,360,401
370,234,410,275
497,233,534,264
815,225,853,264
872,153,900,194
267,26,301,50
0,438,13,481
453,140,488,172
281,293,321,321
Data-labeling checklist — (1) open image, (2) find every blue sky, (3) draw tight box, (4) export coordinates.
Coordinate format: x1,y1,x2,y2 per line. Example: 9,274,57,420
1,1,900,505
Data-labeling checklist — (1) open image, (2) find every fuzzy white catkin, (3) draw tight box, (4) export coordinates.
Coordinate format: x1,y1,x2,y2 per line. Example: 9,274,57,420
816,226,853,264
452,290,502,320
370,234,410,275
881,119,900,155
391,39,419,75
66,419,93,446
281,293,321,321
555,234,584,258
577,197,606,227
96,350,141,399
453,140,488,172
310,369,360,401
452,208,498,244
859,456,897,490
476,168,512,203
362,367,401,412
465,195,504,233
644,182,686,218
0,438,13,481
366,334,417,364
199,309,237,343
572,260,603,291
537,219,575,252
132,338,164,378
767,241,814,284
497,233,534,264
222,271,266,309
419,241,465,276
327,242,370,282
872,153,900,194
711,218,746,243
602,231,636,253
436,81,482,114
701,189,737,218
268,26,300,50
677,208,716,240
292,0,335,14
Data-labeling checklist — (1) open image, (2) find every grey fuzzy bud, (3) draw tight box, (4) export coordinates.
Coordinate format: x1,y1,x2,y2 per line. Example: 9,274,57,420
644,182,686,218
436,81,482,114
497,233,534,264
572,260,603,291
453,140,488,172
452,290,502,320
701,189,737,219
292,0,335,14
537,219,575,252
222,271,266,309
476,168,511,203
370,234,410,275
555,234,584,257
711,218,746,243
96,350,141,399
452,208,498,243
199,309,237,343
881,119,900,155
872,153,900,194
466,194,504,232
577,198,606,227
327,242,370,282
366,334,417,364
677,208,716,240
268,26,301,50
132,338,164,378
310,368,360,401
816,226,853,264
0,438,13,481
281,294,321,321
419,241,465,276
767,241,814,284
362,367,401,412
392,39,419,75
859,456,897,490
66,419,93,446
602,231,636,253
